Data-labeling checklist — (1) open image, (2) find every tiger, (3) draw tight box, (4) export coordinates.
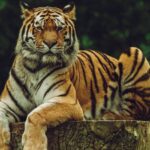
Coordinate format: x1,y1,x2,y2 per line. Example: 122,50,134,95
0,3,149,150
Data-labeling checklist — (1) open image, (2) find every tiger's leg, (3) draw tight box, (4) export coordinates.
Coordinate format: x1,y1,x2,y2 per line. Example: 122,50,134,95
0,83,33,149
0,85,19,150
22,97,84,150
102,47,150,120
0,101,22,150
0,110,11,150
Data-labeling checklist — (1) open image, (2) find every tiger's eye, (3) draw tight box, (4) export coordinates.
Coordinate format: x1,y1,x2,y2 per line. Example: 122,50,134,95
36,26,42,32
57,26,63,31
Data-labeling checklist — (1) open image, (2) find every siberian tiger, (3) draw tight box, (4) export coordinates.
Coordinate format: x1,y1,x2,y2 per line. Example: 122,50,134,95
0,3,149,150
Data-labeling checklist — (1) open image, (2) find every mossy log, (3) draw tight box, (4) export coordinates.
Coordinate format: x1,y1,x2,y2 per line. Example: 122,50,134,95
10,121,150,150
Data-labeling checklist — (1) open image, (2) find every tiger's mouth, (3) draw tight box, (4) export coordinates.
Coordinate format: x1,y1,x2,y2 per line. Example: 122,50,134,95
21,45,77,70
37,47,64,55
37,50,55,55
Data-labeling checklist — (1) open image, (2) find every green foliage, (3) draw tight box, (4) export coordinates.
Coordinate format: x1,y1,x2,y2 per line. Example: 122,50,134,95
0,0,7,10
0,0,150,92
81,35,93,49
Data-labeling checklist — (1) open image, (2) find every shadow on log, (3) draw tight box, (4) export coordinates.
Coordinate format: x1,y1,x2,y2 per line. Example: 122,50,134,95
10,121,150,150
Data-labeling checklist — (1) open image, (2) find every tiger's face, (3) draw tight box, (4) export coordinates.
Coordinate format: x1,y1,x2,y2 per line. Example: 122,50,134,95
16,4,79,68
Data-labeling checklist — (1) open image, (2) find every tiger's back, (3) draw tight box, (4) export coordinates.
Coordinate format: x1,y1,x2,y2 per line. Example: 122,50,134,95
102,47,150,120
69,50,118,119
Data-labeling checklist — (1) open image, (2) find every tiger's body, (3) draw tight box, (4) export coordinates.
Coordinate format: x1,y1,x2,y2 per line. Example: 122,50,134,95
0,3,149,150
103,47,150,120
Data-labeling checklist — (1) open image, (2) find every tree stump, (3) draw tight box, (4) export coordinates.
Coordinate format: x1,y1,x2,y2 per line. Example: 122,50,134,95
10,121,150,150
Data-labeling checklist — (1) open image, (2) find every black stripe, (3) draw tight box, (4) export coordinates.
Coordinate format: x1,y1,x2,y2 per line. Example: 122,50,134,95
22,16,34,41
144,100,150,106
124,48,131,56
108,85,117,101
25,23,31,42
103,65,115,81
36,66,63,91
36,11,44,15
85,51,107,71
122,108,134,117
67,18,75,43
21,25,26,40
125,54,145,84
72,26,76,45
44,80,66,98
70,65,75,81
80,53,92,70
133,70,150,85
40,14,48,18
90,80,96,118
73,74,78,86
100,52,116,69
68,26,72,46
125,98,147,116
125,98,140,113
6,86,27,115
98,68,107,92
81,52,99,92
11,69,31,101
113,72,119,81
23,62,47,73
122,87,150,98
54,72,67,79
51,14,60,18
72,62,78,86
26,37,34,42
118,63,123,98
1,101,21,119
86,51,115,81
125,49,138,82
143,88,150,93
77,60,81,88
77,56,88,87
58,84,72,97
0,102,19,121
53,81,66,91
103,95,108,108
25,16,34,24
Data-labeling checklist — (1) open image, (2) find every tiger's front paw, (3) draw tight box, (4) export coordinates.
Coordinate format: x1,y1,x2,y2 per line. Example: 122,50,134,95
22,120,47,150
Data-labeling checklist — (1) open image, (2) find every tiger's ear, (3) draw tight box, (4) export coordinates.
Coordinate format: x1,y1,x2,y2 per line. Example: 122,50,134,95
63,2,76,21
20,2,32,19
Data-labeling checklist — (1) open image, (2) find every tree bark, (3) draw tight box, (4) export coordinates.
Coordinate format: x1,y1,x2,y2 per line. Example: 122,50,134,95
10,121,150,150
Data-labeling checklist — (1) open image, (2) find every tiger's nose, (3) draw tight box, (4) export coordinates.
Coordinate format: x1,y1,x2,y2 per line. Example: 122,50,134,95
44,40,57,49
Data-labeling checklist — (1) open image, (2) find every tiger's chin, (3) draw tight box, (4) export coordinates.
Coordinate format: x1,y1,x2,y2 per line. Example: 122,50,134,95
20,47,78,71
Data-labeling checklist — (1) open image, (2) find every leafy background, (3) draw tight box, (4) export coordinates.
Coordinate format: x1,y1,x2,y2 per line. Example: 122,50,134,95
0,0,150,92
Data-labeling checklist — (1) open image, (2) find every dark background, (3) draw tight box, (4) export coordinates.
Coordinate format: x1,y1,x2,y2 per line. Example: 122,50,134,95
0,0,150,93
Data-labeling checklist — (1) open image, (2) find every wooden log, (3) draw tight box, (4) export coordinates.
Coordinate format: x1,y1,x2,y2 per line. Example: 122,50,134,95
10,121,150,150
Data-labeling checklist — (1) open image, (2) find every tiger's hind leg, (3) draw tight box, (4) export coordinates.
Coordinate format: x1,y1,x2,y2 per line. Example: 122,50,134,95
102,47,150,120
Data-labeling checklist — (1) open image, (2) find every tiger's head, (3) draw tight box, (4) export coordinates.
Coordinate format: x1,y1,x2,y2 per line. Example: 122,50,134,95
16,3,79,69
